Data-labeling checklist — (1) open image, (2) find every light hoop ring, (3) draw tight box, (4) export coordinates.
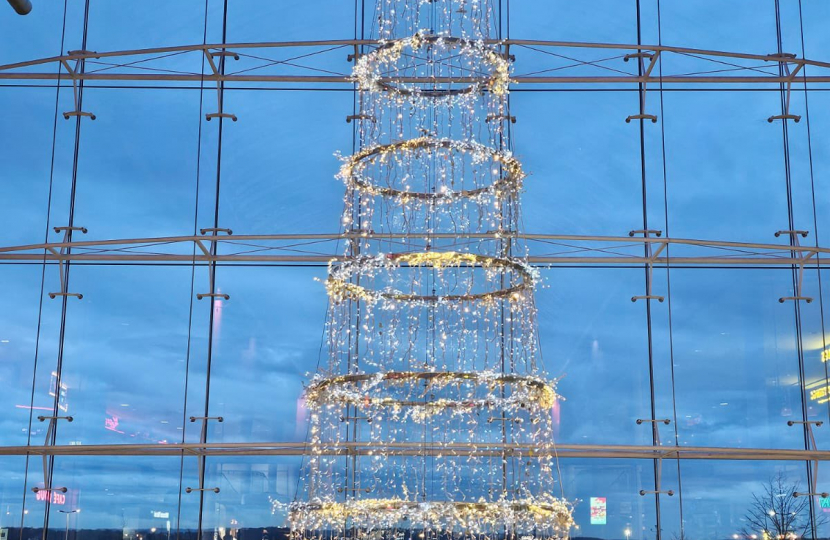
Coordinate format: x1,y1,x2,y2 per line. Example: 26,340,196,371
325,252,535,304
340,137,525,201
288,498,575,534
304,371,559,410
354,34,512,98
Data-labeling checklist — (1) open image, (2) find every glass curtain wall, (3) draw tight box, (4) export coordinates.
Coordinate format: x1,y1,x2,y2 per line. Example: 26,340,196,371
1,2,830,540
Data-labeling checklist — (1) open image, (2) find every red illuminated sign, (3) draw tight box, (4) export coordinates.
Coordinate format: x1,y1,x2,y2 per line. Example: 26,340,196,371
105,415,125,434
35,490,66,505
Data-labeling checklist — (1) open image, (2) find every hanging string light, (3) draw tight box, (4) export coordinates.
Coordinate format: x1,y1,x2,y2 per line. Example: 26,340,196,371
353,33,512,103
286,1,574,538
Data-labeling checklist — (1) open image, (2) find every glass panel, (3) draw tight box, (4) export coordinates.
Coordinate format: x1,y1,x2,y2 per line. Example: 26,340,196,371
558,458,657,540
668,269,802,449
200,455,301,538
39,456,185,540
50,265,196,446
0,456,28,540
510,1,636,42
0,265,46,446
207,265,327,443
662,91,789,243
226,0,354,41
0,87,58,247
802,1,830,61
807,92,830,246
783,84,818,238
73,88,201,239
86,1,208,55
215,90,352,234
677,460,812,540
514,91,645,236
536,268,653,446
658,2,779,52
811,269,830,451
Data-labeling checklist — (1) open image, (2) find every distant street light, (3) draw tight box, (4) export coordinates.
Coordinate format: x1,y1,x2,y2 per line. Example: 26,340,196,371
59,509,80,540
624,528,632,540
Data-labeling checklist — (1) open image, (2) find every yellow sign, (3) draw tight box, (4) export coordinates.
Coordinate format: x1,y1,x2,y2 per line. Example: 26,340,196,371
806,379,830,404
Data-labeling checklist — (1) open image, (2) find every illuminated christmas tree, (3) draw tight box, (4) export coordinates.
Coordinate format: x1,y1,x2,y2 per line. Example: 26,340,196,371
289,2,574,539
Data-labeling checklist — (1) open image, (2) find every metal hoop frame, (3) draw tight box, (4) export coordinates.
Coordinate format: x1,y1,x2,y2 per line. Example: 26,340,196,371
326,252,535,303
304,370,558,410
342,138,524,201
355,34,512,98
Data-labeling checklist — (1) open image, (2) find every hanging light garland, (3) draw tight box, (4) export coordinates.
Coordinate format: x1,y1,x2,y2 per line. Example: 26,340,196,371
337,137,525,203
324,251,536,305
304,370,560,413
353,33,513,103
287,1,574,539
289,497,575,537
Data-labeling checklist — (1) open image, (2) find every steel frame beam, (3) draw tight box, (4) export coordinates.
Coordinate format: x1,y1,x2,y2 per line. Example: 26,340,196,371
0,233,826,267
3,41,827,469
0,441,828,461
2,40,830,85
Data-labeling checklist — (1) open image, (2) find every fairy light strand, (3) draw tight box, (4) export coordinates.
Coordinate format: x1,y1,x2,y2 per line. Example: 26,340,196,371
286,1,575,539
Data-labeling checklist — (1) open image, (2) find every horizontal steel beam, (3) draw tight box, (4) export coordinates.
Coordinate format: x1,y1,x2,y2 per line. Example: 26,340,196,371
1,39,829,86
1,441,828,461
0,254,819,266
0,233,823,267
3,73,829,85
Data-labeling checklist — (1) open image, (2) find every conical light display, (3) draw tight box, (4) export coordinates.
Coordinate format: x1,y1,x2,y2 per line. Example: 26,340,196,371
289,2,574,539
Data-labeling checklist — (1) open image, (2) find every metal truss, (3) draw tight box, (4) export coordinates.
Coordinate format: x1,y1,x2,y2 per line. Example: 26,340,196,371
2,231,825,302
0,231,827,266
2,40,829,87
0,441,829,461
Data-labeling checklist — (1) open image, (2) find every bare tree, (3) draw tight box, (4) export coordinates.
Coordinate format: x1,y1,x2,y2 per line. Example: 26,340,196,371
741,473,822,539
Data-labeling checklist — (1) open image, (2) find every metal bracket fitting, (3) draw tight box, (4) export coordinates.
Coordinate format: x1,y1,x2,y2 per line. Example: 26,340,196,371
346,114,376,123
340,415,372,423
32,487,68,493
488,416,522,424
48,292,83,300
61,50,99,120
205,112,237,121
640,489,674,496
196,227,231,299
204,49,239,121
186,487,220,493
775,230,814,303
636,418,671,425
48,225,86,300
54,226,88,234
788,420,825,497
197,293,229,300
189,416,224,423
775,229,809,238
766,53,803,123
624,51,661,123
199,227,233,236
485,114,517,124
37,415,73,422
637,418,674,497
630,229,665,302
629,229,662,238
